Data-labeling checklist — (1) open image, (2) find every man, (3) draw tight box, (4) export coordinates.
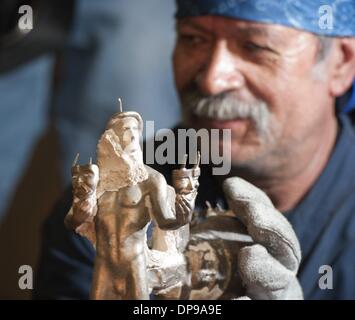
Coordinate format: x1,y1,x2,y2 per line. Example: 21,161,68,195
65,111,199,299
34,0,355,299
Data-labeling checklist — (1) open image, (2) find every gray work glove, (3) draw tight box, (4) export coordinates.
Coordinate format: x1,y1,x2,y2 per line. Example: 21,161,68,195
223,177,303,300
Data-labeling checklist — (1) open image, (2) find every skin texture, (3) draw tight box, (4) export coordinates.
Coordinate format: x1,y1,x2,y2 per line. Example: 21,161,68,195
173,16,355,211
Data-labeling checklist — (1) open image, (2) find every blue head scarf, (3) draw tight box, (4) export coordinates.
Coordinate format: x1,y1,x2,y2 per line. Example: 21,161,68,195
176,0,355,37
176,0,355,113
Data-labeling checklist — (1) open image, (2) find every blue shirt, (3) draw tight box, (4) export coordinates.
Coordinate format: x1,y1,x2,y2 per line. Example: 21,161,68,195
33,113,355,300
286,113,355,299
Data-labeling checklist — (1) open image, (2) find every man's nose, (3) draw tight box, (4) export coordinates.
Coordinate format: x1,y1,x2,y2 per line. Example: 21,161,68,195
196,41,245,95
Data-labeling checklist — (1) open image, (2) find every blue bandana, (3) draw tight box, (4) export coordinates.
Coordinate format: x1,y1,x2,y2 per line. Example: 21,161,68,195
176,0,355,37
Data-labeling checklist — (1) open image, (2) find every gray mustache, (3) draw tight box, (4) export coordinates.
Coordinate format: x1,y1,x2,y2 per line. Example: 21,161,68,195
182,91,272,137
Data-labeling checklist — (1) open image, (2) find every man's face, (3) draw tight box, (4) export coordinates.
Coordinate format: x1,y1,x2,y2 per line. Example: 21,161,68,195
113,117,141,153
173,16,334,174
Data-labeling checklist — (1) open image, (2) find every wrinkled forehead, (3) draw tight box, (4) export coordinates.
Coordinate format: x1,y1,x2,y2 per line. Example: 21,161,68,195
176,16,312,44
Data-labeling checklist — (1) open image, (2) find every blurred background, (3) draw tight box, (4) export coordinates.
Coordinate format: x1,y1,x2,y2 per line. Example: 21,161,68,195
0,0,179,299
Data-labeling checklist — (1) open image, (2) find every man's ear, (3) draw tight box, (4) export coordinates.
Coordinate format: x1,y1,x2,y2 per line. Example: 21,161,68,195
329,38,355,97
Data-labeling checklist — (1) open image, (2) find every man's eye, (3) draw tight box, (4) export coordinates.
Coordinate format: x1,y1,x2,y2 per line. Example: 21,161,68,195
179,34,206,45
243,41,268,52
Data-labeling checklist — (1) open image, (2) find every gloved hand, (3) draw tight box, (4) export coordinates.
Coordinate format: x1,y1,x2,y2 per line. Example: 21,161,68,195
223,177,303,300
